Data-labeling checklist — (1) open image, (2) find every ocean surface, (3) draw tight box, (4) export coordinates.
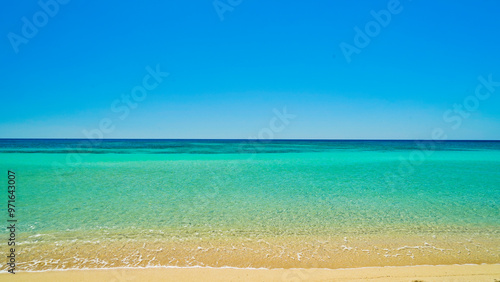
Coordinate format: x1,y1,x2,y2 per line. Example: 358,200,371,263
0,139,499,270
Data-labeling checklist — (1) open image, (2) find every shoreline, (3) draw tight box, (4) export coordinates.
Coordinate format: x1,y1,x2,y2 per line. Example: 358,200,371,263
6,262,500,272
3,264,500,281
7,233,499,271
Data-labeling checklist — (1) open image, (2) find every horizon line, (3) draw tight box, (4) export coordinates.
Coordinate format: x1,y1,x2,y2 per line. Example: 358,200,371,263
1,138,500,142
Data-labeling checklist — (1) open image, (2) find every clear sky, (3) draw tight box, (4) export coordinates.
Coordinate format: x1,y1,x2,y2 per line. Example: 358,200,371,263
1,0,499,139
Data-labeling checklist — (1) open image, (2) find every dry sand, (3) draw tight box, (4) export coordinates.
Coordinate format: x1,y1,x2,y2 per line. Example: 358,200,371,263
2,264,500,282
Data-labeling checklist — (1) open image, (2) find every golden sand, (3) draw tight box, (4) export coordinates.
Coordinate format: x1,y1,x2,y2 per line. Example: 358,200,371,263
1,264,499,282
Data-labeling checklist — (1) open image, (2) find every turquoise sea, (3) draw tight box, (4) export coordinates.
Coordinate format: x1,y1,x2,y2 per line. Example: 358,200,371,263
0,139,499,269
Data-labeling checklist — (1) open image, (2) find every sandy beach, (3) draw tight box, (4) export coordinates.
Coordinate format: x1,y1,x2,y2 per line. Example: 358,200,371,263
3,0,500,279
2,264,499,281
8,232,499,270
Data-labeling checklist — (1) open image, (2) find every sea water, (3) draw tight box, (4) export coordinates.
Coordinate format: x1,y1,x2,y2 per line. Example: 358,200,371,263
0,139,499,269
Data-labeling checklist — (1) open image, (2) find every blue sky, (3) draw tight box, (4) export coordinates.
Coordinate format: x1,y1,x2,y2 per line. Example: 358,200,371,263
1,0,499,139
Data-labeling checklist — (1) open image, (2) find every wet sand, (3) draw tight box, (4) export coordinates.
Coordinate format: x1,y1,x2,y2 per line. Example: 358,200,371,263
10,233,500,270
